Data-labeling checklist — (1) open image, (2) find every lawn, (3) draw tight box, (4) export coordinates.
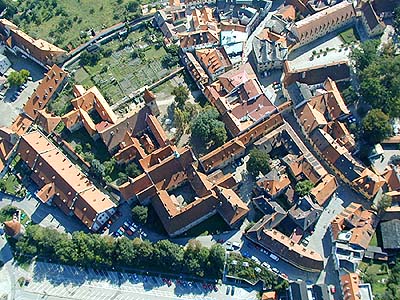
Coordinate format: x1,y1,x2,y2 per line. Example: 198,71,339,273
72,28,174,105
61,128,111,163
339,27,359,44
13,0,143,50
181,214,230,237
359,261,390,296
0,174,26,197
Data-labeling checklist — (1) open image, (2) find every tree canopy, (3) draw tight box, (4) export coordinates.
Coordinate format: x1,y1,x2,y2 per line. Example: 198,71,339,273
362,109,392,145
14,225,226,279
80,50,101,66
131,205,148,225
172,85,189,109
295,180,314,197
7,69,30,86
247,149,270,177
190,107,227,147
352,41,400,118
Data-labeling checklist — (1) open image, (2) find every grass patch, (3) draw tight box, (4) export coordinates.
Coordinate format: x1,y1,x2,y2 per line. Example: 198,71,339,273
62,128,111,162
0,174,26,197
14,0,142,50
369,232,378,247
340,27,359,44
359,261,390,297
0,205,30,226
180,214,230,237
70,25,175,104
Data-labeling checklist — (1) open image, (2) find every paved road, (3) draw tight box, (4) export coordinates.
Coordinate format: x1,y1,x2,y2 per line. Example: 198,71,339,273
15,262,258,300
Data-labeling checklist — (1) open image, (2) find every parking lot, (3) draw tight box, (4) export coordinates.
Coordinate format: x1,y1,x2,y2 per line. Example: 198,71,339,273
16,262,258,300
0,52,45,127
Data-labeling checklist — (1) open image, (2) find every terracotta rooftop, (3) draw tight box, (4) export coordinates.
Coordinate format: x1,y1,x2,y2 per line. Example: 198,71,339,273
195,47,231,75
24,65,67,120
35,109,61,134
0,19,67,66
99,105,151,153
311,174,338,206
3,219,22,237
292,2,355,40
330,202,377,250
340,273,361,300
146,114,168,148
246,225,324,271
18,131,115,230
352,168,386,198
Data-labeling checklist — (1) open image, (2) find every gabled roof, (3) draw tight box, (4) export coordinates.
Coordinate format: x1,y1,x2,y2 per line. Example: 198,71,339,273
360,1,384,32
24,65,67,120
292,2,355,40
340,273,361,300
330,202,378,250
311,174,338,206
146,114,168,147
352,168,386,198
196,47,231,75
18,131,116,230
35,109,61,134
380,219,400,250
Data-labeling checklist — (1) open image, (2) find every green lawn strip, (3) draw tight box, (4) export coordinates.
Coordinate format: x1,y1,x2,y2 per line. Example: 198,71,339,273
339,27,359,44
181,214,230,237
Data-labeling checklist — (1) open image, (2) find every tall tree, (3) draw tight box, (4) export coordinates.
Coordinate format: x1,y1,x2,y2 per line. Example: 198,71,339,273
172,86,189,109
247,149,270,177
362,109,392,144
295,180,314,197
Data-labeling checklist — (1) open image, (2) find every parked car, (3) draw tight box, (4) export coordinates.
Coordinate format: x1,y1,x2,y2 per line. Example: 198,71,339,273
269,253,279,262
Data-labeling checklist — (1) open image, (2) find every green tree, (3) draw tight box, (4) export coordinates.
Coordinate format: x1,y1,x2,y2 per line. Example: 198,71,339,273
162,53,179,68
351,40,379,71
7,69,30,86
103,159,116,177
190,107,227,147
362,109,392,145
80,50,101,66
126,0,139,12
172,85,189,109
377,194,392,214
125,163,141,178
247,149,270,177
207,244,225,278
89,159,105,178
394,7,400,35
153,240,184,270
131,205,148,225
295,180,314,197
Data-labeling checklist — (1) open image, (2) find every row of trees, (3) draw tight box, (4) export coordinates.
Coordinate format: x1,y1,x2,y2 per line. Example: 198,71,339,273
15,225,226,279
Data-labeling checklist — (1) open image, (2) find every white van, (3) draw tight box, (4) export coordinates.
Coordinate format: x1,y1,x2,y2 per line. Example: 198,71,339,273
269,253,280,262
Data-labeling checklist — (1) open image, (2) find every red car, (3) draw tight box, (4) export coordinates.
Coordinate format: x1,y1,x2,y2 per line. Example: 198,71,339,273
330,286,336,294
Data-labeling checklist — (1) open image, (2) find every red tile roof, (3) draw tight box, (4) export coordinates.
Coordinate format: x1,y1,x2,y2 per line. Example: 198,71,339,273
24,65,67,120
